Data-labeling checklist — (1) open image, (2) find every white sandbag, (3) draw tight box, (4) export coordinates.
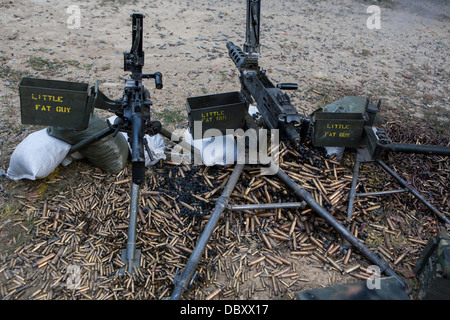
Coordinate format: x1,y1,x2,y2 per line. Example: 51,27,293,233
119,131,166,166
142,133,166,166
169,104,258,166
182,128,237,166
60,151,85,167
7,129,72,180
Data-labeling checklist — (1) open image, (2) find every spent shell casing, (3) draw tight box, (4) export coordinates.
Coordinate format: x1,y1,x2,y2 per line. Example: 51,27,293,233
344,264,361,274
394,251,409,266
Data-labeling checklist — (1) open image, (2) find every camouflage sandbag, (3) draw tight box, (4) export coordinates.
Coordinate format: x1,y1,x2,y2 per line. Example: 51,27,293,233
47,113,129,174
438,231,450,279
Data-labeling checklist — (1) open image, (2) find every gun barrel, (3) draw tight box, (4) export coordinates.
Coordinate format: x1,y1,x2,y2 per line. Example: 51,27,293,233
154,72,163,89
244,0,261,54
227,41,247,69
226,41,234,50
381,143,450,156
130,112,145,184
283,124,301,146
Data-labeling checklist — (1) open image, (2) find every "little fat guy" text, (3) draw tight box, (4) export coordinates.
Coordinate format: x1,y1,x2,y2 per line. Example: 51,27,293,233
31,93,71,113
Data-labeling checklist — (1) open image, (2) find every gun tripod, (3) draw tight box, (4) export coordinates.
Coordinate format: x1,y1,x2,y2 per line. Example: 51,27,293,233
347,147,450,225
169,117,410,299
64,114,156,276
65,111,203,276
170,133,450,299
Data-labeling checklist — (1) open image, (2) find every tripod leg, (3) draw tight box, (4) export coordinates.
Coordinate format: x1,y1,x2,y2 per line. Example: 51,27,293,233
170,163,245,300
377,160,450,225
120,182,142,275
68,127,115,154
143,137,154,162
347,158,360,221
274,168,407,289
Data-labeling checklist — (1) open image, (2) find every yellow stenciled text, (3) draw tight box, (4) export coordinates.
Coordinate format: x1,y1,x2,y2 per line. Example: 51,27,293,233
31,94,64,103
35,104,71,113
56,106,71,113
201,110,226,123
35,104,51,111
326,123,349,130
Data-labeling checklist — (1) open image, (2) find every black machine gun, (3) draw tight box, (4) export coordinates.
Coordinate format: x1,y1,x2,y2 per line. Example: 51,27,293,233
226,0,308,146
94,13,163,185
19,13,163,274
118,13,163,184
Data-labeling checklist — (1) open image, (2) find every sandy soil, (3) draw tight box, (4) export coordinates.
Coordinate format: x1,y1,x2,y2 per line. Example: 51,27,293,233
0,0,449,301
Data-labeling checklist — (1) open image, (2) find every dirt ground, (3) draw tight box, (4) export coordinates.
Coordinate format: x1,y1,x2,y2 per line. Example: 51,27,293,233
0,0,449,301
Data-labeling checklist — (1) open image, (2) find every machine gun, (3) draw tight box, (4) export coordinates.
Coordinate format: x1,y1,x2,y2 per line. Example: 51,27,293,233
226,0,307,146
19,13,163,274
93,13,163,185
170,3,409,299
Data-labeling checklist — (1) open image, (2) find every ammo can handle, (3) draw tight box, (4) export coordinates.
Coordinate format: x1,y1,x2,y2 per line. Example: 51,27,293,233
277,83,298,90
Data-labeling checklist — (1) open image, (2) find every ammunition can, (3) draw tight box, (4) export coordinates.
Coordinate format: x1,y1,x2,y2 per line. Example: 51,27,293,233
186,91,248,137
19,77,92,130
311,112,365,148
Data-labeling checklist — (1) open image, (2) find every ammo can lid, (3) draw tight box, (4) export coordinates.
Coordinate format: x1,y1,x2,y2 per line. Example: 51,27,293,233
19,77,89,92
322,96,367,114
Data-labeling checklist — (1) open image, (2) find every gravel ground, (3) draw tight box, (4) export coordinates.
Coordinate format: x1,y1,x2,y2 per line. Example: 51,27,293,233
0,0,449,301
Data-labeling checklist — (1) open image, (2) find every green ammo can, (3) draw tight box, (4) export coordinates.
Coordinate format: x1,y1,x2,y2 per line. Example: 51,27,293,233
19,77,93,130
186,91,248,138
311,96,367,148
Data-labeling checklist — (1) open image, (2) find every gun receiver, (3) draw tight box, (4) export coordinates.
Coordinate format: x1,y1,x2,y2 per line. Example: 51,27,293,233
226,0,305,146
91,14,163,185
